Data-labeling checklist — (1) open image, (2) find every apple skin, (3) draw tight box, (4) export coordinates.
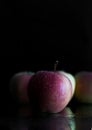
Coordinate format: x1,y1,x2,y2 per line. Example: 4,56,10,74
9,72,34,104
57,71,76,97
75,71,92,103
28,71,72,113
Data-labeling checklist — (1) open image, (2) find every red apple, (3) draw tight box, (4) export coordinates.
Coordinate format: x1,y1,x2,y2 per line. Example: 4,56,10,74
75,71,92,103
57,71,76,97
9,72,34,104
28,71,73,113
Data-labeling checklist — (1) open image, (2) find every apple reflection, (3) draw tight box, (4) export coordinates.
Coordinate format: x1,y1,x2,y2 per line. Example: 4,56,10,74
8,107,75,130
29,107,76,130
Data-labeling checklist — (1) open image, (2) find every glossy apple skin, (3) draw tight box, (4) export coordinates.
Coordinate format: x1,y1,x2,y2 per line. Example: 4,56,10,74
75,71,92,103
28,71,72,113
10,72,34,104
57,71,76,97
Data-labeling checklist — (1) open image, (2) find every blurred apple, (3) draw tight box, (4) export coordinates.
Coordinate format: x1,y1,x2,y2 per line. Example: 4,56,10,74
9,71,34,104
28,71,73,113
75,71,92,103
57,71,76,97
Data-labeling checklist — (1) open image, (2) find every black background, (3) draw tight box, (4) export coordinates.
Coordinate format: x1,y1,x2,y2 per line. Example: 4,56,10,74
0,0,92,107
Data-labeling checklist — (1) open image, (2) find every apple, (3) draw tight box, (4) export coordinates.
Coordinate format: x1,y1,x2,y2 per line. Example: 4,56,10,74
28,71,73,113
9,71,34,104
57,71,76,97
75,71,92,103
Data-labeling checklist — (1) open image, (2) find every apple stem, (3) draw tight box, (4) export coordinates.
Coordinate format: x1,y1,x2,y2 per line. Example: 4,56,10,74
54,60,59,71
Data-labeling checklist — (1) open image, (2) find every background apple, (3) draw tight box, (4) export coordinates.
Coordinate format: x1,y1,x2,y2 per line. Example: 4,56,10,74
28,71,73,113
9,71,34,104
75,71,92,103
57,71,76,97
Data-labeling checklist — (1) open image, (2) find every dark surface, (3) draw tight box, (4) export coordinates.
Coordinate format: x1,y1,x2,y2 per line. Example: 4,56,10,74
0,104,92,130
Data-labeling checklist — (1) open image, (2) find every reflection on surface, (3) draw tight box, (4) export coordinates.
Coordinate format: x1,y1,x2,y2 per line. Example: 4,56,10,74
16,107,75,130
0,105,92,130
0,107,76,130
29,107,75,130
59,107,75,117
